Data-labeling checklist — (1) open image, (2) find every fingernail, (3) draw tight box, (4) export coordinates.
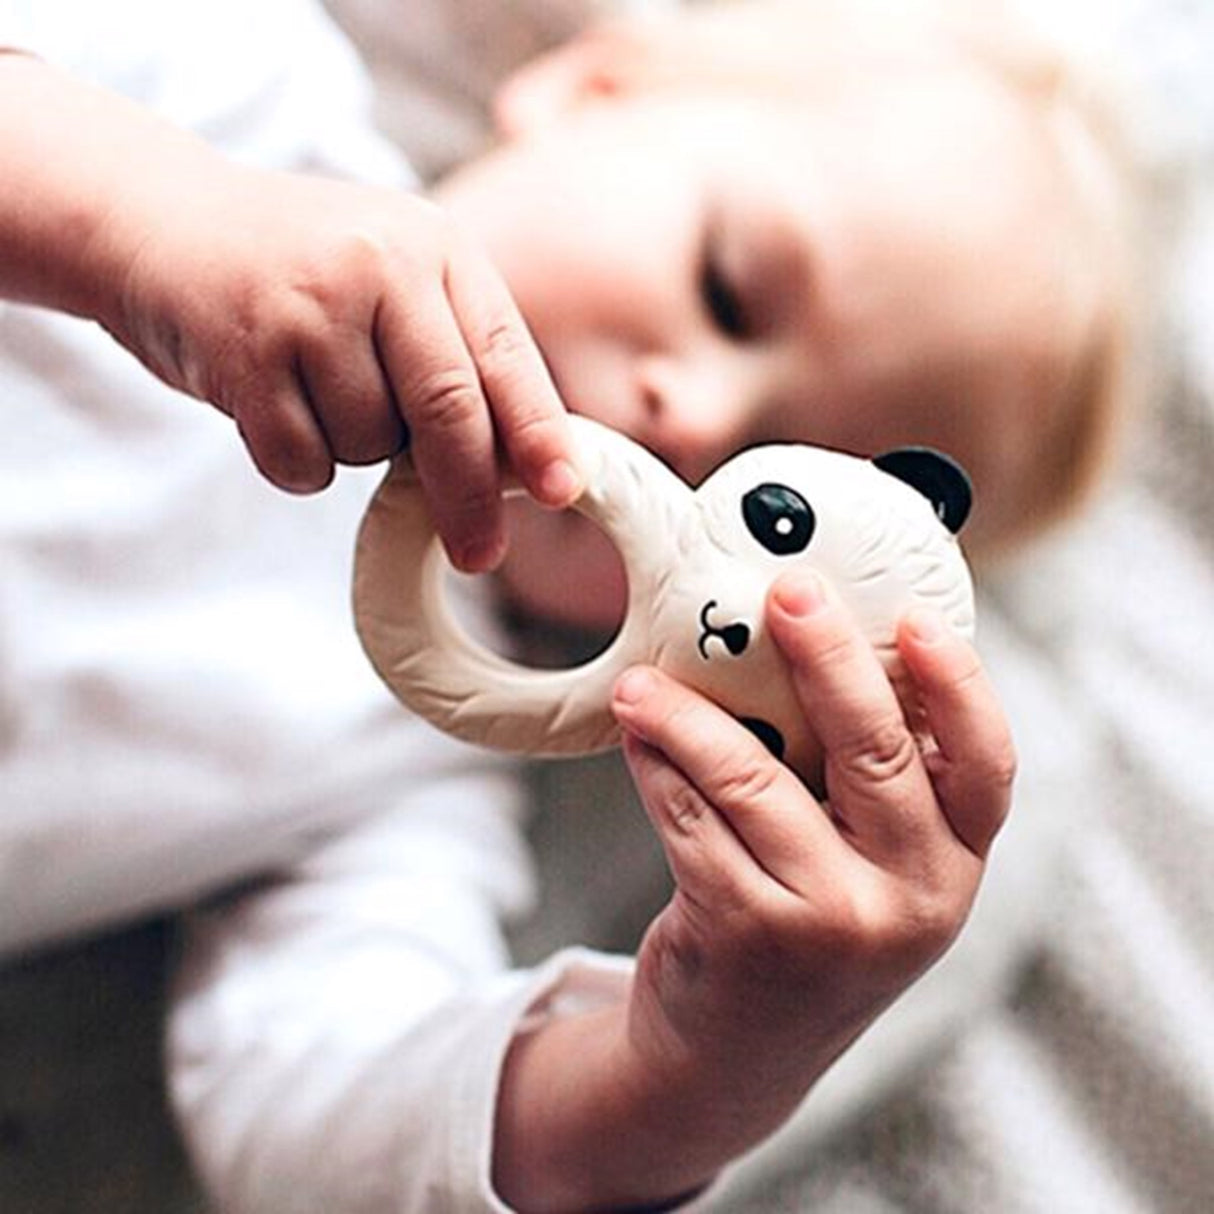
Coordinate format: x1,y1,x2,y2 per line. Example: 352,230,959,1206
539,459,584,506
904,605,949,645
614,667,655,706
456,534,506,573
773,570,827,618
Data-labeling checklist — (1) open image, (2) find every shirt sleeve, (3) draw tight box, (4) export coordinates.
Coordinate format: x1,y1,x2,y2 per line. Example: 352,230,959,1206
0,0,414,187
0,2,42,54
166,764,634,1214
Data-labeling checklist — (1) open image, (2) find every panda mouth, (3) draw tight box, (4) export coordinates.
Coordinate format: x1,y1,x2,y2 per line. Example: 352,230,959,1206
697,600,751,659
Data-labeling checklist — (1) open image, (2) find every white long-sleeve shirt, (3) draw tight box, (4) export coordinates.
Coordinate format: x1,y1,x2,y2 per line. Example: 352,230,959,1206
0,0,423,953
0,3,631,1209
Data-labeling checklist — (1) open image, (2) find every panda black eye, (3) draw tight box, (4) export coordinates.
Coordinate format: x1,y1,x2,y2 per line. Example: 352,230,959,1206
741,483,815,555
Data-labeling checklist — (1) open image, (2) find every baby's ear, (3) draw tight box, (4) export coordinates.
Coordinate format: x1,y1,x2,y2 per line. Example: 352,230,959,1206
872,447,973,533
492,26,645,137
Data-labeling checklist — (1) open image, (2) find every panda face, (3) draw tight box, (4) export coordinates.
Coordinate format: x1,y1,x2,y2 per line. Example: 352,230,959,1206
637,439,975,783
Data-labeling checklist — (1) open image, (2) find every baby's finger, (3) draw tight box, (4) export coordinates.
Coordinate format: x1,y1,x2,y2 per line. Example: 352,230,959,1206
375,281,504,573
766,571,939,864
897,608,1016,858
232,374,334,493
296,337,406,467
621,732,763,917
612,666,840,893
445,236,583,509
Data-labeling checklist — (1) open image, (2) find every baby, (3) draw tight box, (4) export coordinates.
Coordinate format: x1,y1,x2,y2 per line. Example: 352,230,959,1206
0,0,1134,1210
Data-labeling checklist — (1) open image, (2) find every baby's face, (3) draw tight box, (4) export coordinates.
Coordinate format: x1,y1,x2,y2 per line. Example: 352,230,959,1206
436,59,1093,628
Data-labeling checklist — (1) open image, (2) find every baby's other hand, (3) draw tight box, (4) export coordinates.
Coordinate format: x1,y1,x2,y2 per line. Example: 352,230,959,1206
610,569,1014,1141
103,162,580,571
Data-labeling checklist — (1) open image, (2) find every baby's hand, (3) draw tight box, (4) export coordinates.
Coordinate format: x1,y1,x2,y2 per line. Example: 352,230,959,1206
103,161,579,571
611,568,1014,1146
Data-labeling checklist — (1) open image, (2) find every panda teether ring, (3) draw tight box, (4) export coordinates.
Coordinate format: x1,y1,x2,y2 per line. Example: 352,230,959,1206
353,415,975,789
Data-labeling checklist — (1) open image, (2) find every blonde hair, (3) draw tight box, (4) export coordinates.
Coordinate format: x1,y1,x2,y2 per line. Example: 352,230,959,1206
922,0,1143,555
611,0,1144,557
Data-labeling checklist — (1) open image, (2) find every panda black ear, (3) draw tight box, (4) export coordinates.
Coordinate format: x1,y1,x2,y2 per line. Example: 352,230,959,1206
872,447,973,534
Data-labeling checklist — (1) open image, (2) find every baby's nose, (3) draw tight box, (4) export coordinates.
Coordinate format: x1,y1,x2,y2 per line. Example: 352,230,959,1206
637,358,750,482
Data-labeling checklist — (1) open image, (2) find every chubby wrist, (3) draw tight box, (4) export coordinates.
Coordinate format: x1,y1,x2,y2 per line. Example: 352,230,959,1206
0,51,219,323
0,54,109,315
492,1003,720,1213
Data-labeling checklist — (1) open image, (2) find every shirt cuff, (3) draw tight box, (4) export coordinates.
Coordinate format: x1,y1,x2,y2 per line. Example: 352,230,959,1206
438,947,632,1212
444,947,721,1213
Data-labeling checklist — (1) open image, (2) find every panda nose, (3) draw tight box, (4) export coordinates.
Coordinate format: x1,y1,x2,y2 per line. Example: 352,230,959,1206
719,622,751,655
697,600,751,659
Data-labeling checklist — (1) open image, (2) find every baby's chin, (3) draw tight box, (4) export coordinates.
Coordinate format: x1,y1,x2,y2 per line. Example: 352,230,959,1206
497,502,628,633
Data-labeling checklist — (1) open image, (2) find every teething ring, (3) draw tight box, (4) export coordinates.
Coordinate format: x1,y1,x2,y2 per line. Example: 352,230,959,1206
354,414,976,786
353,415,687,755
